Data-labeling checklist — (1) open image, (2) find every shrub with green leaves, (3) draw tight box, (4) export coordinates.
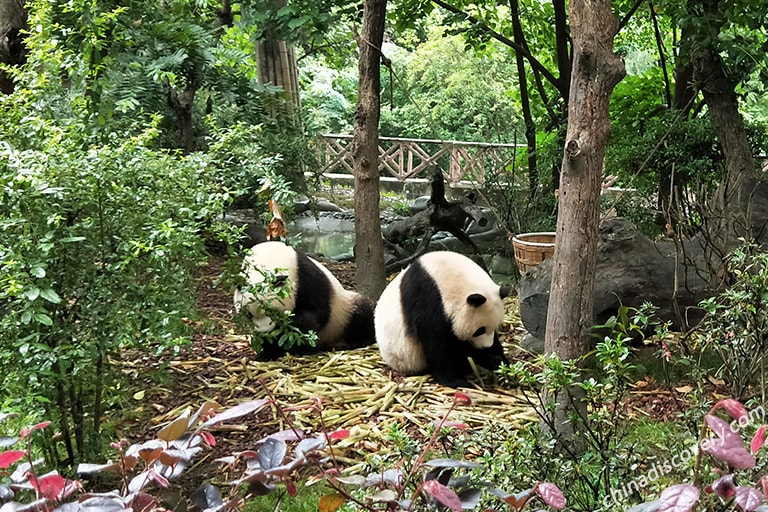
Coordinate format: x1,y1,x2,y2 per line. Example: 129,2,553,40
498,303,667,510
697,241,768,401
0,121,233,464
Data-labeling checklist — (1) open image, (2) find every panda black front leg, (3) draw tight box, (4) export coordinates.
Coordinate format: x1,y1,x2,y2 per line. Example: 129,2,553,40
256,339,288,361
432,372,472,388
470,333,509,372
420,333,473,388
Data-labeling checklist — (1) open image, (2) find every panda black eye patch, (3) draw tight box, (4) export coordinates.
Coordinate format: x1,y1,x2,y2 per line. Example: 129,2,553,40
472,327,486,337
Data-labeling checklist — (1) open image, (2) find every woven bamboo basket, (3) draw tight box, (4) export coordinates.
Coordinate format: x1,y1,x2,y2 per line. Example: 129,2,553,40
511,232,556,274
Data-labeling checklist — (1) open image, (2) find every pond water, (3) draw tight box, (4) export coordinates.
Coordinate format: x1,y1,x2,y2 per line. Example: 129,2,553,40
288,213,357,259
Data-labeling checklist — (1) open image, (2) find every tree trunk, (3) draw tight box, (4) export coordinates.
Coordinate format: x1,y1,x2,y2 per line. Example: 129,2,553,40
352,0,387,300
672,24,696,115
0,0,27,94
552,0,571,94
256,39,301,122
509,0,537,196
544,0,625,440
166,81,198,154
689,0,757,264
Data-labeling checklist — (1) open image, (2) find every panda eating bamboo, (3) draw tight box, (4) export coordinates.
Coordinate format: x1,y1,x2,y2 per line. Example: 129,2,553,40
234,241,376,360
375,251,511,388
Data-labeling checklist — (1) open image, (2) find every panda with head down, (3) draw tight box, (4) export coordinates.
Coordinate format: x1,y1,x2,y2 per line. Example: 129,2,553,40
375,250,511,388
234,241,376,360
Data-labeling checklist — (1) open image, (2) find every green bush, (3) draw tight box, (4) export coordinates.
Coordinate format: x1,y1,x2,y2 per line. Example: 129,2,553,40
697,241,768,400
0,120,233,464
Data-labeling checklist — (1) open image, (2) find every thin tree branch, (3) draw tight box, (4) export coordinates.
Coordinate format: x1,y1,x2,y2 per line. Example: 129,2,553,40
430,0,568,99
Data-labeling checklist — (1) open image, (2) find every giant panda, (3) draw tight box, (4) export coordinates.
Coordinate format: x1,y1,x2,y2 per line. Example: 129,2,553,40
234,241,375,359
375,251,511,387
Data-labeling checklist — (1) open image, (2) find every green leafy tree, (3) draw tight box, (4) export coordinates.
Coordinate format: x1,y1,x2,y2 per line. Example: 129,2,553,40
0,0,250,466
379,30,522,143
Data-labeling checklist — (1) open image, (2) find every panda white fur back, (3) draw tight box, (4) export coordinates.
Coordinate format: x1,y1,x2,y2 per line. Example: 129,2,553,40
375,251,510,387
234,241,375,359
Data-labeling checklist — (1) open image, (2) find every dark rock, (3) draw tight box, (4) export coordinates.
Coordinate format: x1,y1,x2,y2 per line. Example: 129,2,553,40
519,332,545,354
221,209,266,248
518,217,713,340
294,196,344,214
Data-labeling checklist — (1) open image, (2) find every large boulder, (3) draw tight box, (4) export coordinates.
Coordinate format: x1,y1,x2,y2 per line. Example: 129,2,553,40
518,217,713,340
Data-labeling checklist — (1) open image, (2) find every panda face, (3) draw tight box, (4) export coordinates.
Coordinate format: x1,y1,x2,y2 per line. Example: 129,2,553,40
242,301,278,332
453,291,504,349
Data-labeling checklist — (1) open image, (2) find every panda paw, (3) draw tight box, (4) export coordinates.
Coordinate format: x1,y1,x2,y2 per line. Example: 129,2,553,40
433,375,471,389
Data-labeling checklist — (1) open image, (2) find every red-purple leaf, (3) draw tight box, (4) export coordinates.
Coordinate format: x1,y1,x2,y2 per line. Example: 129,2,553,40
76,462,121,474
295,435,326,457
258,438,287,471
734,486,763,511
57,478,83,500
125,440,162,458
202,399,270,427
199,431,216,448
137,447,163,464
432,420,468,430
128,471,153,494
537,482,566,510
751,426,767,454
131,492,159,512
492,487,534,509
718,399,749,423
627,500,661,512
329,429,350,440
331,475,367,486
0,436,19,448
0,450,26,469
28,472,82,502
157,414,190,443
285,480,297,497
0,413,18,424
424,458,482,469
454,392,473,405
658,484,699,512
703,415,756,469
422,479,462,512
264,456,305,478
708,474,736,499
187,402,220,429
150,470,169,488
19,422,51,438
259,429,304,443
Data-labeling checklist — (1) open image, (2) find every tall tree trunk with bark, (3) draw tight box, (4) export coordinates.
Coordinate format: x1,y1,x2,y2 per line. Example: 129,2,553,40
255,0,301,126
0,0,27,94
689,0,757,267
351,0,387,300
509,0,537,196
256,39,301,120
544,0,625,440
166,81,198,154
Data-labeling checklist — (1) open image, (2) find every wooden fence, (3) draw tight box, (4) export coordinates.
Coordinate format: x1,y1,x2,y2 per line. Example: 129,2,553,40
315,134,525,186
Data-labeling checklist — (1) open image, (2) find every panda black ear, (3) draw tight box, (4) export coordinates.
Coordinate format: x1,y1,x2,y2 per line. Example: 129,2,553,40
499,286,512,299
466,293,487,307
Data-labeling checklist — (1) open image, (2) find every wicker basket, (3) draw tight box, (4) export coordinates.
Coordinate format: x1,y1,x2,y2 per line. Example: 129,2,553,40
511,232,556,274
